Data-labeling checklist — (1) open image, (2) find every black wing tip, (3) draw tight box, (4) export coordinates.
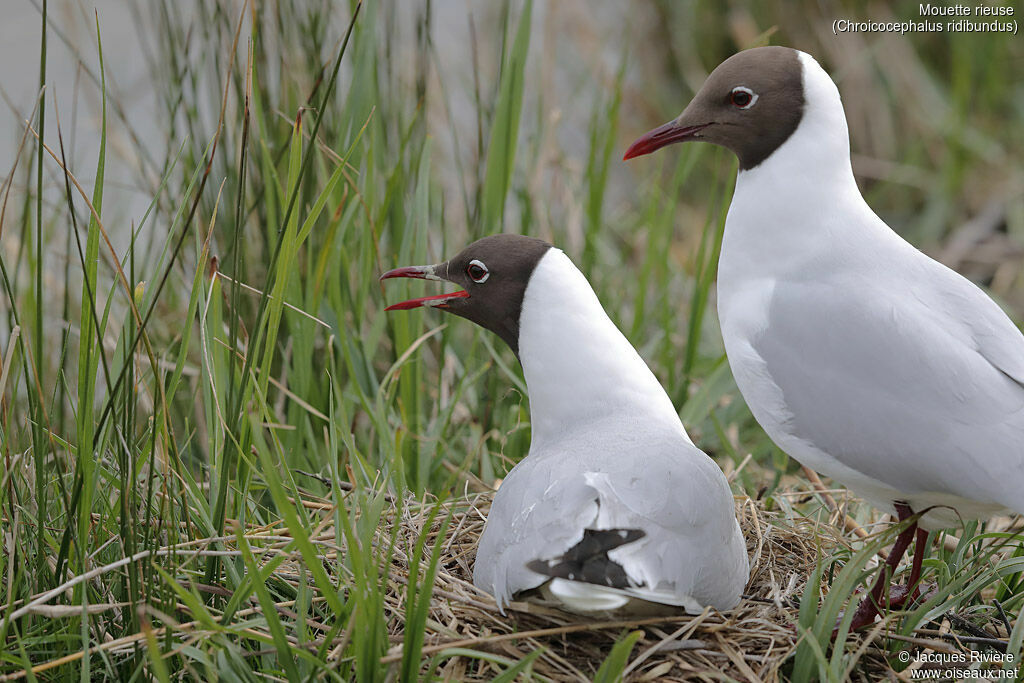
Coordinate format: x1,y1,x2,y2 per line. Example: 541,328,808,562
526,559,551,574
525,527,647,588
583,527,646,549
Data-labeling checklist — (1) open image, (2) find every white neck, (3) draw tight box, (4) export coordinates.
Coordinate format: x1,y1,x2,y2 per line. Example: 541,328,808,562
516,250,691,449
737,52,860,213
721,51,896,283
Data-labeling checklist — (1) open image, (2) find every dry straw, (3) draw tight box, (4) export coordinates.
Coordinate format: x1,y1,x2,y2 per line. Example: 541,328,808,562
7,486,1018,681
377,492,824,681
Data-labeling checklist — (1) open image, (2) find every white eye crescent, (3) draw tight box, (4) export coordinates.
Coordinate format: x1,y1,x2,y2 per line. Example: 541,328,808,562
730,86,758,110
467,259,490,283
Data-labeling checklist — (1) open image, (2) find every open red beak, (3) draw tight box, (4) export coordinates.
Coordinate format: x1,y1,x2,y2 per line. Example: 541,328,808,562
380,264,469,311
623,121,711,160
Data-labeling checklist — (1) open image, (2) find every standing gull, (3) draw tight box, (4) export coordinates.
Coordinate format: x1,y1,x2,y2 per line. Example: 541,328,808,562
625,46,1024,629
381,235,749,614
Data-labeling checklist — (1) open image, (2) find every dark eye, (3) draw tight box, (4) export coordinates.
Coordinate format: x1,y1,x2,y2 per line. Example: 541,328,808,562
730,87,757,109
466,259,489,283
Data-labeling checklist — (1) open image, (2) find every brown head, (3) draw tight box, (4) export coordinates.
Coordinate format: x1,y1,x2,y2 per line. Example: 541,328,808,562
624,46,805,170
380,234,552,356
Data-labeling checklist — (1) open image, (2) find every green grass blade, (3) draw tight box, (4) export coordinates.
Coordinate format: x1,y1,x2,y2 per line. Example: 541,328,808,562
235,528,301,681
479,0,532,234
593,629,644,683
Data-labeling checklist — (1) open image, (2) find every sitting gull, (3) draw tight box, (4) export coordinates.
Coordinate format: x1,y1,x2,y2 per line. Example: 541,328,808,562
382,234,749,614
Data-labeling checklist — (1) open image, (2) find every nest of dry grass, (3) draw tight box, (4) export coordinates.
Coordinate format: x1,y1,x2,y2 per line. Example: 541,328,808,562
378,492,835,681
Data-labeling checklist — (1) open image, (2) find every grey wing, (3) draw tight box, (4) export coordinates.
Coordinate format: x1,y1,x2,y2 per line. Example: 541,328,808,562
584,449,749,611
473,437,749,611
472,455,601,609
932,262,1024,387
755,269,1024,513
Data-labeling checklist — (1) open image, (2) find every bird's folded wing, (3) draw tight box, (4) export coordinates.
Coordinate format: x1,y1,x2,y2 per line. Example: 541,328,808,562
930,262,1024,388
475,441,747,610
753,275,1024,510
474,460,601,608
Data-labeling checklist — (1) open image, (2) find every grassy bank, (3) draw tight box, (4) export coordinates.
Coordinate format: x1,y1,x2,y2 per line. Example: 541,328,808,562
1,0,1022,679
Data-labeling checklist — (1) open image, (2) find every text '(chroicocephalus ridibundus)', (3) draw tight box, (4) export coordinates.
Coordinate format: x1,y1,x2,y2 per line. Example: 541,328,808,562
382,235,749,614
624,46,1024,630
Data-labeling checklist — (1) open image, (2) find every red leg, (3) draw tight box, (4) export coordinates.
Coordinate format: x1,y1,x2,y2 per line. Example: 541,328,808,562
886,526,929,607
846,503,917,631
906,527,928,596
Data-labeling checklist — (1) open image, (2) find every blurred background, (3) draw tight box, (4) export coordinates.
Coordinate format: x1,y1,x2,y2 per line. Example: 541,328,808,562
0,0,1022,676
3,0,1020,484
2,0,1023,528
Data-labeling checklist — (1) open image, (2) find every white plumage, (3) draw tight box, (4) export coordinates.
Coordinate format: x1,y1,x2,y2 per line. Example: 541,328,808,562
473,249,749,613
717,52,1024,529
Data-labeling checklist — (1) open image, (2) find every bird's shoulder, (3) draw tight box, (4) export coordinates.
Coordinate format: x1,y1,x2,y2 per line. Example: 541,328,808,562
494,434,736,534
754,246,1024,387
